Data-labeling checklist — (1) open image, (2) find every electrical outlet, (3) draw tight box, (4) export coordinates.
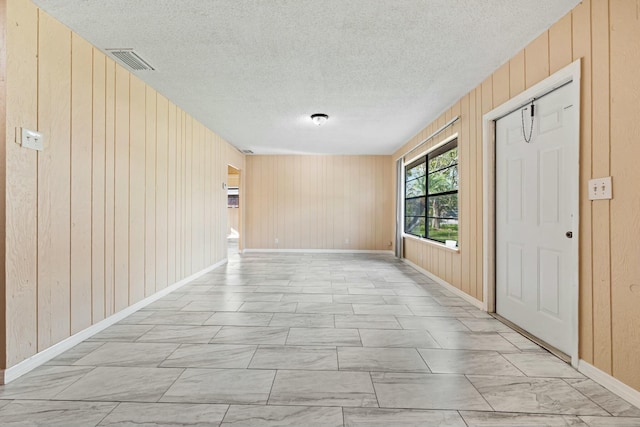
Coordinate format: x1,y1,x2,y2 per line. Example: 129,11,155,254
344,238,350,245
20,128,44,151
588,176,612,200
275,238,279,244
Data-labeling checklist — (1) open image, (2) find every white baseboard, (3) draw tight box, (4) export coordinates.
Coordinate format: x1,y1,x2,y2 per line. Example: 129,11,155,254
1,258,228,385
578,360,640,409
243,249,394,254
402,258,484,310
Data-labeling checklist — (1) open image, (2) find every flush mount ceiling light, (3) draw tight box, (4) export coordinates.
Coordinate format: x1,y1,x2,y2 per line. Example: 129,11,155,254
310,113,329,126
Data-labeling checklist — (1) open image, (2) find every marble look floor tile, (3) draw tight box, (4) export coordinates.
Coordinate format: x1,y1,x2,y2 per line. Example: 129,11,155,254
418,349,524,376
579,416,640,426
269,370,377,407
429,331,520,351
408,306,474,317
502,353,584,378
87,324,154,342
296,302,354,314
382,296,437,305
239,301,298,313
333,294,385,304
181,300,244,312
142,299,190,311
338,347,430,372
344,408,467,427
397,317,470,331
211,326,288,344
0,366,94,400
433,296,472,307
335,314,401,330
460,411,586,426
359,329,440,348
136,325,222,343
161,368,275,404
161,344,257,368
138,311,214,326
56,367,183,402
467,375,609,415
0,400,117,427
352,303,412,316
281,294,333,303
117,310,155,325
73,342,178,367
499,332,545,351
269,313,335,328
221,405,343,427
249,346,338,370
46,341,105,365
225,292,284,302
348,287,396,296
205,312,274,326
566,378,640,417
287,327,361,346
459,318,515,332
372,372,491,410
98,402,228,426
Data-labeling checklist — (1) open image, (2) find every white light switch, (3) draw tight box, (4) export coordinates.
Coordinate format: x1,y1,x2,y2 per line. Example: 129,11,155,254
588,176,612,200
20,128,44,151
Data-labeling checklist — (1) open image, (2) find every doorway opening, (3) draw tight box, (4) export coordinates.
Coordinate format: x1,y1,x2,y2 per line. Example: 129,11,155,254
482,60,581,365
227,165,241,258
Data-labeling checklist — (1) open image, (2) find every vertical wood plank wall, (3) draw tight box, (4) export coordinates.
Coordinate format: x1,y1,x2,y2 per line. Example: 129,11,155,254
392,0,640,391
1,1,244,370
245,155,393,251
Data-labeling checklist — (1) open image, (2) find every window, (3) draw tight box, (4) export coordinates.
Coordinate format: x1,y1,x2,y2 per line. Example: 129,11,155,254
404,139,458,245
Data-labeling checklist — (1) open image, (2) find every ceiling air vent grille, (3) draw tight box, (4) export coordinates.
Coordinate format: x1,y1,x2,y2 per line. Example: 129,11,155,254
242,149,254,154
106,49,155,71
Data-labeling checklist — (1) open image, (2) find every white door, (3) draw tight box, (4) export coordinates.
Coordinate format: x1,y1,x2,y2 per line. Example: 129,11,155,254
495,82,578,355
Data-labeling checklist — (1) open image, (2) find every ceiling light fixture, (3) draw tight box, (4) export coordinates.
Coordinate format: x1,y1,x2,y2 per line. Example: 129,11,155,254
310,113,329,126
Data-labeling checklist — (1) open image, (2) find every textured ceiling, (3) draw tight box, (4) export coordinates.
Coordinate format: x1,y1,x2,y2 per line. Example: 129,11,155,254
33,0,579,154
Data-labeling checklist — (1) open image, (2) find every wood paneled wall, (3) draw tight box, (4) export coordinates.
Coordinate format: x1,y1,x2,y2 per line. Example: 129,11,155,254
1,0,243,370
245,155,393,251
393,0,640,391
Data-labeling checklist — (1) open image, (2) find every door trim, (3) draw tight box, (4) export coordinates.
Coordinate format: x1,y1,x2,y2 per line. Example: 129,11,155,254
482,59,581,366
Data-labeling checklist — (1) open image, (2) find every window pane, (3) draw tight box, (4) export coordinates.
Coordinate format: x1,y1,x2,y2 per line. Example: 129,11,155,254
405,197,425,217
428,147,458,173
426,193,458,219
427,218,458,243
427,165,458,195
406,161,426,181
406,176,426,197
405,216,425,237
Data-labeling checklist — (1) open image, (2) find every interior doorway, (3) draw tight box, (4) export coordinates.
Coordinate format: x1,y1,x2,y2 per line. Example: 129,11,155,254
483,60,581,364
227,165,241,258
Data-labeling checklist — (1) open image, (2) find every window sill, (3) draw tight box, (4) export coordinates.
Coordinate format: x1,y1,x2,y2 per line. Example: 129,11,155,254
402,233,460,253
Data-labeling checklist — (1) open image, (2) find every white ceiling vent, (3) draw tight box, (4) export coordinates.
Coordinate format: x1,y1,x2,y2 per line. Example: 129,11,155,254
241,149,254,154
106,49,155,71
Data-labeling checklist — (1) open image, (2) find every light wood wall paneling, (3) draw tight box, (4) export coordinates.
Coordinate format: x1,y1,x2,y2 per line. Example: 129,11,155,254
155,95,169,292
492,63,510,107
37,12,72,351
70,34,93,334
192,122,203,271
128,75,146,304
91,50,106,324
113,64,130,311
549,13,573,74
468,88,478,298
460,94,471,296
609,0,640,390
104,57,116,317
167,103,177,282
0,0,6,370
5,0,38,367
525,32,550,88
509,51,526,97
590,0,612,375
144,87,156,296
572,0,594,365
185,116,193,273
203,131,212,265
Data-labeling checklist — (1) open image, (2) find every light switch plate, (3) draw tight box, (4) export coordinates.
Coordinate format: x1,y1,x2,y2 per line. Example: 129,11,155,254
588,176,612,200
20,128,44,151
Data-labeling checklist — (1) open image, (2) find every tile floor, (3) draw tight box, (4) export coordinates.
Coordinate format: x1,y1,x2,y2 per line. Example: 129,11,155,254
1,252,639,426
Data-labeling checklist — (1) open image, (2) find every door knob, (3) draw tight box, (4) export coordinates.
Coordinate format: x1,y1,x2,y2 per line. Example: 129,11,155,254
566,231,573,238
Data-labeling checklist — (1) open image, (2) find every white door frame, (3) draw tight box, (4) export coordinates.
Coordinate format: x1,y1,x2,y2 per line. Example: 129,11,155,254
482,59,581,366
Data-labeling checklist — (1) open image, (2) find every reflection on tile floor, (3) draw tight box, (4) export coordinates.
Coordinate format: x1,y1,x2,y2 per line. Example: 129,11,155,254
1,252,639,426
